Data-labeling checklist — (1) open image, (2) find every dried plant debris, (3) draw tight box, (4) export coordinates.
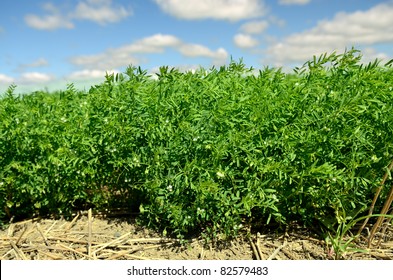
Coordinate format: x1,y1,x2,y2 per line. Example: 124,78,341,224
1,213,391,260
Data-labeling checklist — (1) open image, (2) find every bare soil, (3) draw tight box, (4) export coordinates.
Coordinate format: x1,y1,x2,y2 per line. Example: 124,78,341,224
1,211,392,260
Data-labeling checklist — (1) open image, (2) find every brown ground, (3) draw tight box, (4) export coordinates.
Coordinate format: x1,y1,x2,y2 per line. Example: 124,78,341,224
1,211,392,260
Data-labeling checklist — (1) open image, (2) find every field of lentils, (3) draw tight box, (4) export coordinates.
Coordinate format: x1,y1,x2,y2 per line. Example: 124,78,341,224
1,50,393,248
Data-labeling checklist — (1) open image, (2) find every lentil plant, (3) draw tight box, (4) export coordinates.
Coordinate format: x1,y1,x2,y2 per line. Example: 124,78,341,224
1,49,393,240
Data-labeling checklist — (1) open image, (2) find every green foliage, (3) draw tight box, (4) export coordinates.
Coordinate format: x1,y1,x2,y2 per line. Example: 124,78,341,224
1,49,393,239
325,213,393,259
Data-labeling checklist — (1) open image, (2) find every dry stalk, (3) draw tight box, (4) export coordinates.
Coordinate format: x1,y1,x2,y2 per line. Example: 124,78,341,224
368,182,393,247
256,237,264,260
281,247,297,260
2,248,14,259
376,208,393,247
92,232,133,255
267,239,288,260
0,236,17,241
121,255,154,260
45,236,175,247
56,243,92,259
7,223,14,237
64,213,80,232
88,208,92,258
106,244,162,260
15,225,28,246
10,241,27,260
45,220,58,235
248,237,260,260
36,223,50,247
37,250,63,260
368,251,392,260
125,237,180,244
47,236,97,245
358,159,393,237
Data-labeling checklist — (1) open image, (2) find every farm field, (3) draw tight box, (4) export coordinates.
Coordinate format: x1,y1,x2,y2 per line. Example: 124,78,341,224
1,50,393,259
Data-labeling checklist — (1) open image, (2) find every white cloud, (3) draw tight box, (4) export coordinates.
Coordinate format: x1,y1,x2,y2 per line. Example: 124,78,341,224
268,15,286,28
25,3,74,30
361,48,389,64
25,14,74,30
25,0,131,30
18,72,54,84
73,0,131,25
69,34,182,70
178,43,222,57
240,20,269,34
0,74,14,84
266,2,393,65
70,51,140,70
128,34,182,52
278,0,311,5
18,58,49,72
179,44,228,65
233,34,259,48
66,69,120,80
154,0,266,21
70,33,229,70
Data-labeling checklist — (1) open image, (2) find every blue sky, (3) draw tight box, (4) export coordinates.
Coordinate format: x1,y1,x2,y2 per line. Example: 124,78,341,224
1,0,392,93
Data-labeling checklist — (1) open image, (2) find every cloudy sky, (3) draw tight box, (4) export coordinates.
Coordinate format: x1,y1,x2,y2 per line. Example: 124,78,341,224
1,0,392,93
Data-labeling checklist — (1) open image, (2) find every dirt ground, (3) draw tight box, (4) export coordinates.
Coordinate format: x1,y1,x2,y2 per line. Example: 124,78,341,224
1,211,392,260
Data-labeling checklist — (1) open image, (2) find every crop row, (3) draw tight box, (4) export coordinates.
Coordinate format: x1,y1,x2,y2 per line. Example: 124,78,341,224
1,49,393,239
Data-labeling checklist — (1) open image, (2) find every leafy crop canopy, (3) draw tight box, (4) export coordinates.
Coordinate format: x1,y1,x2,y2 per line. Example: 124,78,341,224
1,49,393,240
